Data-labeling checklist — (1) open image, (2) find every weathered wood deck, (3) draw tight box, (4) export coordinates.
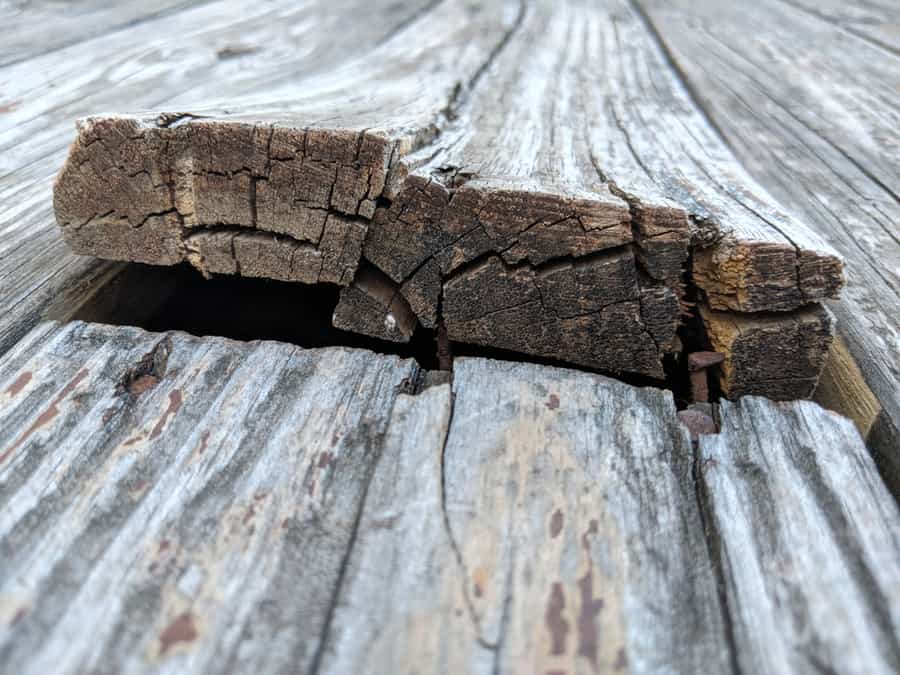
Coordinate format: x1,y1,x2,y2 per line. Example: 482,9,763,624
1,1,898,673
1,321,898,673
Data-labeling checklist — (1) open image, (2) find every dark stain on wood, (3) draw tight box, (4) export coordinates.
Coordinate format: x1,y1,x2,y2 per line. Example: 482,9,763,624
546,393,560,410
1,368,89,464
3,371,32,397
128,374,160,395
149,389,183,440
576,571,604,669
550,508,564,538
242,503,257,525
369,514,399,530
158,539,171,553
123,434,144,447
217,44,259,59
317,451,333,468
0,100,19,113
129,478,149,497
614,647,628,671
119,337,171,397
545,582,569,656
158,612,198,656
196,430,210,456
581,518,598,553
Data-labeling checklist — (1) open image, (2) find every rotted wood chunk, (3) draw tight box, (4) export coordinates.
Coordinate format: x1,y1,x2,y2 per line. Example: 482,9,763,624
441,249,679,379
701,303,834,400
333,266,417,343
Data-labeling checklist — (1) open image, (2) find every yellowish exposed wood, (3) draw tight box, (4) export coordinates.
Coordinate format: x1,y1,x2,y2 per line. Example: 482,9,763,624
814,334,882,439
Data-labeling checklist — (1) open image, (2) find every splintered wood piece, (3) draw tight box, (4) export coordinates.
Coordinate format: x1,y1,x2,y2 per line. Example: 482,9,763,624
701,303,834,400
332,265,417,343
51,0,845,388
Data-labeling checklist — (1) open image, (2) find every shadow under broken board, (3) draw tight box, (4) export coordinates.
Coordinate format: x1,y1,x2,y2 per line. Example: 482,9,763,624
0,320,897,674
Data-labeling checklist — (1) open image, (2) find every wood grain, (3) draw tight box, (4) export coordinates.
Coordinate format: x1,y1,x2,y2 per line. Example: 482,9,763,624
50,0,844,389
3,321,898,673
0,0,207,67
701,396,900,674
637,0,900,477
0,320,420,674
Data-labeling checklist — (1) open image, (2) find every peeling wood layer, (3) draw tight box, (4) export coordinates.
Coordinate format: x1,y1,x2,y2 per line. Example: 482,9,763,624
51,0,844,394
1,321,898,674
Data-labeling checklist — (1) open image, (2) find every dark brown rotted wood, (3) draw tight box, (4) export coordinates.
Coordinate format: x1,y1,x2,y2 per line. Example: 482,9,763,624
332,265,418,343
51,0,844,388
0,0,439,356
701,303,834,400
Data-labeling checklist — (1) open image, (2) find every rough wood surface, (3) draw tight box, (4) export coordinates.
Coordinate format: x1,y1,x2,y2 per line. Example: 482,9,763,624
50,0,843,388
701,396,900,674
0,320,421,674
0,1,212,67
637,0,900,481
321,357,731,673
701,304,834,400
0,0,435,356
2,320,898,673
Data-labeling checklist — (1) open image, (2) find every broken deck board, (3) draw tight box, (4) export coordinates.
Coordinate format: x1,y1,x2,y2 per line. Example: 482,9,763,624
0,0,436,356
51,0,843,392
637,0,900,484
1,321,898,673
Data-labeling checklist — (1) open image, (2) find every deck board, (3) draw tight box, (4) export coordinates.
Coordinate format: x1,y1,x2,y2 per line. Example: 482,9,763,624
1,322,898,673
47,0,844,395
637,0,900,489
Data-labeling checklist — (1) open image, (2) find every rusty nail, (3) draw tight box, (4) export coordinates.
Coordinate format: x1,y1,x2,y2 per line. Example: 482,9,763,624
688,351,724,403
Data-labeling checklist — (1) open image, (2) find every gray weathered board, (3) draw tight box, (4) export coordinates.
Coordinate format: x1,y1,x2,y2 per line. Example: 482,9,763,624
1,320,898,674
49,0,844,397
636,0,900,491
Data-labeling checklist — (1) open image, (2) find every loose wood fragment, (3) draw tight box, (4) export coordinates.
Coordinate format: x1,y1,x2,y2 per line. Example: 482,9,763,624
332,265,417,343
701,303,834,400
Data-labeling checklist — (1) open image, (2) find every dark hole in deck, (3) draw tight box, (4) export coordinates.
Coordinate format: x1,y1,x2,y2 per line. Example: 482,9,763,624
74,263,441,370
72,262,715,406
